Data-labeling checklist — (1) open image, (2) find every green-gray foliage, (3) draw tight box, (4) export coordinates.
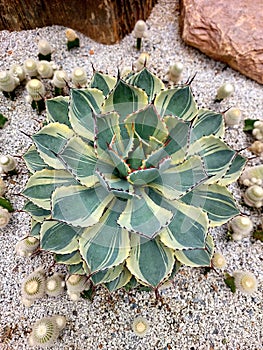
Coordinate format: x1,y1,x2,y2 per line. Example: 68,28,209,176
23,68,246,292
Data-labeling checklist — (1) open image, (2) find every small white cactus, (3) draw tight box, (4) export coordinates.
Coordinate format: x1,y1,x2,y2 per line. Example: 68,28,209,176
224,107,241,126
239,165,263,187
46,273,65,297
0,207,11,229
215,82,235,101
229,215,253,240
65,28,80,50
51,70,69,88
15,236,40,257
71,67,87,87
0,178,6,196
26,79,46,102
252,120,263,141
38,39,52,56
28,316,61,348
168,62,184,83
244,185,263,208
249,140,263,156
233,271,258,294
24,59,38,77
53,315,66,331
0,70,19,92
66,274,89,293
10,64,26,82
37,61,54,79
211,251,226,268
120,66,133,78
135,52,150,71
134,20,147,50
0,155,17,173
21,270,46,302
132,316,149,337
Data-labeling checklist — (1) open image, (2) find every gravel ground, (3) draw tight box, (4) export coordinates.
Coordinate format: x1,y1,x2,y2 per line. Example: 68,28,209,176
0,0,262,349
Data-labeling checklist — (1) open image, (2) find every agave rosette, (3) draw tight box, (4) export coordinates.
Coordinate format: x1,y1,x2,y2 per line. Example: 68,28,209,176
23,68,246,291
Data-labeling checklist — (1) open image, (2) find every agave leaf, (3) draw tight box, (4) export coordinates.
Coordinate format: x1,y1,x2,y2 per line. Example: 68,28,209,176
69,88,104,141
175,234,214,267
46,96,71,127
91,264,124,285
127,167,160,186
104,267,132,292
68,262,86,275
40,220,81,254
125,104,168,145
55,250,83,265
24,145,51,173
125,67,164,102
117,188,173,239
126,141,145,170
57,136,98,188
52,184,114,227
107,147,131,178
96,170,137,200
181,183,239,226
23,169,79,210
218,154,246,186
30,219,41,237
190,109,224,143
143,116,190,168
90,71,117,97
0,197,14,212
33,122,74,169
155,86,198,121
102,79,148,121
188,135,236,181
79,200,130,272
160,200,208,250
24,201,51,222
126,234,174,287
149,155,208,200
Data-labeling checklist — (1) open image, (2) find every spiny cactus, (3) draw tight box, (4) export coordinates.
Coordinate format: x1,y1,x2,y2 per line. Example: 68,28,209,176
65,28,80,50
23,67,246,292
37,39,52,61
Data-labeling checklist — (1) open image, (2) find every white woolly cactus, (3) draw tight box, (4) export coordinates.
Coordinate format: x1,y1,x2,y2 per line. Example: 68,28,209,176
132,316,149,337
134,20,147,50
211,251,226,269
10,64,26,82
51,70,69,88
65,28,80,50
24,59,38,77
0,70,20,99
252,120,263,141
28,315,65,348
244,185,263,208
26,79,46,113
233,271,258,294
215,82,235,102
38,39,52,61
0,207,11,229
229,215,253,241
21,270,46,303
135,52,150,71
239,165,263,187
167,62,184,84
71,67,87,87
66,274,89,301
15,236,40,257
0,155,17,173
37,61,54,79
0,177,6,196
46,273,65,297
224,107,241,126
249,141,263,156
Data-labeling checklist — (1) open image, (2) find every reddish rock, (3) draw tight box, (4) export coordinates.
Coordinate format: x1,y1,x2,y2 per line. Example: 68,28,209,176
179,0,263,84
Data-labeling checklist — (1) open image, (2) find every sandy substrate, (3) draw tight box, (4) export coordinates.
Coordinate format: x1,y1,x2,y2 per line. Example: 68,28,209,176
0,0,262,349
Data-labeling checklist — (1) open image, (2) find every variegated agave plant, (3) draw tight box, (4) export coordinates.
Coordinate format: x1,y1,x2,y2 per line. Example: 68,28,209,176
23,68,246,292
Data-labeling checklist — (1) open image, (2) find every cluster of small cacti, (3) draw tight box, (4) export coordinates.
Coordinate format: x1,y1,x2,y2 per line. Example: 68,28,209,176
15,236,40,257
239,165,263,208
21,268,65,307
65,274,90,301
0,158,15,229
29,315,66,348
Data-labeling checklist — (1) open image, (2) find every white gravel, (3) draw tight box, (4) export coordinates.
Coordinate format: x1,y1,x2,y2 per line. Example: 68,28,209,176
0,0,262,349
